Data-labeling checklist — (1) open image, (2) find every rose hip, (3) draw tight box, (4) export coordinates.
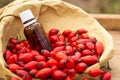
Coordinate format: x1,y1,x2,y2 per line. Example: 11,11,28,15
15,44,23,50
58,59,66,69
52,70,67,80
70,42,77,47
65,45,74,55
55,52,67,61
70,56,80,64
24,61,38,70
95,41,104,56
52,65,59,72
22,74,32,80
101,71,111,80
49,28,59,36
62,29,72,37
7,55,17,64
37,61,48,69
68,32,76,40
76,29,87,35
81,33,89,39
69,36,78,43
80,55,98,65
47,58,58,67
55,41,65,47
18,47,29,53
85,42,94,50
59,34,65,42
30,50,40,56
41,49,50,58
74,52,82,58
35,55,46,62
65,76,73,80
29,69,38,77
36,68,52,79
16,70,29,78
19,53,34,63
17,61,25,67
67,68,76,77
76,39,92,44
89,36,97,43
4,50,13,61
22,40,30,48
49,51,56,58
7,38,18,50
49,35,59,43
7,64,22,72
81,49,92,56
75,62,88,73
76,44,85,51
9,38,18,44
13,54,18,63
65,58,75,69
89,68,103,77
52,46,65,53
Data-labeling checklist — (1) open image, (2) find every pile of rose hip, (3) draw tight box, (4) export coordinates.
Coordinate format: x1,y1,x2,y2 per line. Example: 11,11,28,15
4,28,111,80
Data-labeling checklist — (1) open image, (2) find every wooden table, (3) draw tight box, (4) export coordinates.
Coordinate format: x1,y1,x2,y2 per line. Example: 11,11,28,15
109,30,120,80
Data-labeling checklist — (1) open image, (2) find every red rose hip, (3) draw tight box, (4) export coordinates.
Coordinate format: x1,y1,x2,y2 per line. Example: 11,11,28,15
89,68,103,77
36,68,52,79
49,28,59,36
75,62,87,73
101,71,111,80
52,70,67,80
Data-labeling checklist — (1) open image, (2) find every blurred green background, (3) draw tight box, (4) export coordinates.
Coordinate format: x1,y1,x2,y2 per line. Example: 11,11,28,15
0,0,120,14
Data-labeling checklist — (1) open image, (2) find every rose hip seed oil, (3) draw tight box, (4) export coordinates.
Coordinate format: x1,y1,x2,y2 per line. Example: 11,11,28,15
19,9,52,51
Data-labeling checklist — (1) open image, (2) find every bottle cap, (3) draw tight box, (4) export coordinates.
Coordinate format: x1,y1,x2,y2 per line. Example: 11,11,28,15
19,9,35,23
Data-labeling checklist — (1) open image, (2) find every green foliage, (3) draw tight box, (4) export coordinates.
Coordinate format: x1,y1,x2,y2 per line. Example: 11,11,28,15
0,0,13,8
0,0,120,14
103,0,120,14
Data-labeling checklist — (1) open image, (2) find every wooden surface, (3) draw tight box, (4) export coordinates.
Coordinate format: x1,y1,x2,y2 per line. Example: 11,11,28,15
91,14,120,30
108,30,120,80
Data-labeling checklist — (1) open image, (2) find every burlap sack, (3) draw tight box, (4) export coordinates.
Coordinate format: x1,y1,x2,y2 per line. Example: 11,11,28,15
0,0,114,80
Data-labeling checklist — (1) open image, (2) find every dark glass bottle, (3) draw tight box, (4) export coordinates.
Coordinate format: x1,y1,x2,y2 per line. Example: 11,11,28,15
19,9,52,51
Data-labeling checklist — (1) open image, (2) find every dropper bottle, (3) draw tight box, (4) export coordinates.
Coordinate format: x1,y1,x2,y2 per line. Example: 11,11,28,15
19,9,52,51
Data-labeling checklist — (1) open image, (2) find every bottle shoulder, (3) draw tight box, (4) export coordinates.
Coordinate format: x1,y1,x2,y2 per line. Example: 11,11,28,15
24,22,41,29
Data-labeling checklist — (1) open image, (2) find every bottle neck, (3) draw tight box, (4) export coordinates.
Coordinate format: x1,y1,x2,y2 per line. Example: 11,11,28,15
23,18,37,27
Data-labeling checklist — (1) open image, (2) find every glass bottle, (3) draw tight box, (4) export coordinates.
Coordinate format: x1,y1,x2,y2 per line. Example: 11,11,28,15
19,9,52,51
